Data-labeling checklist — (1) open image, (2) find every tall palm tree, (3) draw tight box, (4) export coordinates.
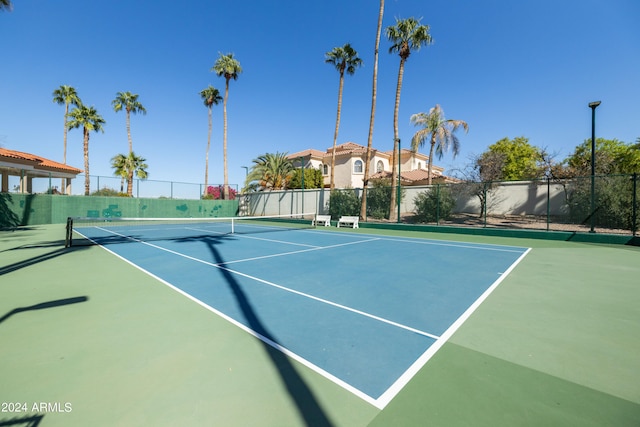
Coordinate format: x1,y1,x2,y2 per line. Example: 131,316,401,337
52,85,82,165
212,53,242,200
199,85,223,194
410,105,468,184
325,43,363,190
111,152,149,197
0,0,12,11
112,91,146,154
246,152,294,191
386,17,433,221
66,105,106,195
360,0,385,220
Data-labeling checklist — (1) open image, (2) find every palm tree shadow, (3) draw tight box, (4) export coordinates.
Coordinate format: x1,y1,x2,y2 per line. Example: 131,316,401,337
0,296,89,324
0,413,45,426
199,235,334,426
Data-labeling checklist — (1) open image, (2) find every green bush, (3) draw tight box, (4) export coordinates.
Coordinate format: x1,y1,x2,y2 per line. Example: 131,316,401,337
366,180,392,219
91,187,129,197
365,179,406,220
566,175,638,230
328,189,360,220
414,186,455,223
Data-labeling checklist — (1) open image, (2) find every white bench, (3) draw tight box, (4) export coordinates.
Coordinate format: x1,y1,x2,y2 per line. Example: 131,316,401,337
313,214,332,227
337,216,359,229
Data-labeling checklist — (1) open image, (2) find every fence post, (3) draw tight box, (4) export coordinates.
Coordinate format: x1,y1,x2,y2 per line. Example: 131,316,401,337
633,173,638,236
436,184,441,225
546,177,551,231
483,182,488,228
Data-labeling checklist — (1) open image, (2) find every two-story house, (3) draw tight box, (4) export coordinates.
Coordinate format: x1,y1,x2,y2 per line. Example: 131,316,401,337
288,142,451,188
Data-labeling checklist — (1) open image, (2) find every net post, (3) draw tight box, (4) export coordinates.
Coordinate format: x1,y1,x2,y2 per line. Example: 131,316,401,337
65,217,73,248
231,217,235,234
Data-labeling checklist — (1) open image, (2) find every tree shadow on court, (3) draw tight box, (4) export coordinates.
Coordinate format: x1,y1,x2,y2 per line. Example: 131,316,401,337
0,414,45,426
0,296,89,324
189,235,335,426
0,245,88,277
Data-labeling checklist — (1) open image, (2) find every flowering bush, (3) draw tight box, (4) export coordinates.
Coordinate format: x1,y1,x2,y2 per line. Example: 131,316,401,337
204,185,236,200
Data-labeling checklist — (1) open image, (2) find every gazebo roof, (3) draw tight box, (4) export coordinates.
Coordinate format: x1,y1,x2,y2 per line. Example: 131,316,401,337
0,148,82,177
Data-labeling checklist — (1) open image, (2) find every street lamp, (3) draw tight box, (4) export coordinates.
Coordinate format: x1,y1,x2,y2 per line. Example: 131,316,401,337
298,157,305,215
589,101,601,233
395,138,401,223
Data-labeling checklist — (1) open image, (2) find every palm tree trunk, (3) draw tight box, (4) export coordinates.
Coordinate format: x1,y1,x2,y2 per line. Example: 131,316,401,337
360,0,384,220
388,58,406,222
205,105,212,194
223,78,229,199
330,71,345,190
83,128,90,196
62,103,69,193
127,170,134,197
428,135,436,185
126,110,133,154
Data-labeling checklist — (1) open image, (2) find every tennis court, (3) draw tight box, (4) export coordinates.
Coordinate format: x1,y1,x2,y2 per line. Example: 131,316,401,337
69,215,530,407
1,219,639,426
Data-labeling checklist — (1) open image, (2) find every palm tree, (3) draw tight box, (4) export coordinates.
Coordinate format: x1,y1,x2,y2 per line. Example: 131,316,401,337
360,0,385,220
246,152,294,191
0,0,12,11
199,85,223,193
212,53,242,200
111,152,149,197
112,91,146,154
325,43,363,190
66,105,106,195
386,17,433,221
410,105,468,184
52,85,82,165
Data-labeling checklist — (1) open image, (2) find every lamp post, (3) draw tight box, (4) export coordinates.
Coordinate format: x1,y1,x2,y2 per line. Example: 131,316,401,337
589,101,601,233
298,156,305,215
396,138,401,223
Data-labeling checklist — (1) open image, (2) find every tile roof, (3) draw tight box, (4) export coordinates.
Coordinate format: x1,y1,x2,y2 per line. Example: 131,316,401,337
0,148,83,174
369,168,448,183
287,148,326,159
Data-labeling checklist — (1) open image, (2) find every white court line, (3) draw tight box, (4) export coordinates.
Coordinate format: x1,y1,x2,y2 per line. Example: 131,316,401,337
374,247,532,408
185,226,323,249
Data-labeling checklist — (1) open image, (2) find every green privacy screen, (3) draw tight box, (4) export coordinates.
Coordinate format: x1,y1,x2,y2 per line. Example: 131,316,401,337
1,193,239,226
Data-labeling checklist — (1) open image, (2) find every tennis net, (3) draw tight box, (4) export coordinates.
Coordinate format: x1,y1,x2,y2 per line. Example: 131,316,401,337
65,212,318,247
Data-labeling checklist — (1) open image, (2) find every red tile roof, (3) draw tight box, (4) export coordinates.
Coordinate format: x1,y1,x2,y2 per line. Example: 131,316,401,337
0,148,83,174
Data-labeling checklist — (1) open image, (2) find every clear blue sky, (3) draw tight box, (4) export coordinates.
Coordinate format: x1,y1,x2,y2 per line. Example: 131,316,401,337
2,0,639,190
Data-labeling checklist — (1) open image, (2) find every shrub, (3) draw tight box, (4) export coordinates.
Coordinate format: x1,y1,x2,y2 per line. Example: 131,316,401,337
414,186,455,223
328,189,360,220
203,185,237,200
91,187,128,197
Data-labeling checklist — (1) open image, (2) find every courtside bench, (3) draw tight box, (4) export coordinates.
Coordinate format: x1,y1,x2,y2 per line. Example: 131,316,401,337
337,216,359,228
313,214,332,227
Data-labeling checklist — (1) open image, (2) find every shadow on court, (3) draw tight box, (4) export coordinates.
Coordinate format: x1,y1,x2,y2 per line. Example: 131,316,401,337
0,296,89,324
0,414,45,426
0,244,89,277
189,235,335,427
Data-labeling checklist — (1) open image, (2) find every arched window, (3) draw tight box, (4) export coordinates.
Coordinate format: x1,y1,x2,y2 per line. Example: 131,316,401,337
418,161,422,169
323,164,328,175
354,160,363,173
376,160,384,172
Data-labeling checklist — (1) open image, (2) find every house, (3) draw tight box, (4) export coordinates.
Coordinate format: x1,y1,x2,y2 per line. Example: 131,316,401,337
288,142,453,188
0,148,82,194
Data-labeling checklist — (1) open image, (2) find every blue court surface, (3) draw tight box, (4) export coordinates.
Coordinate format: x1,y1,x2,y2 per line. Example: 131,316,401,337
74,220,530,409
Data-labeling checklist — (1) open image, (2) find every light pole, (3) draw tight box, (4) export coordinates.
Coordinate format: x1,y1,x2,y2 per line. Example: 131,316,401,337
589,101,601,233
298,156,305,215
396,138,401,223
